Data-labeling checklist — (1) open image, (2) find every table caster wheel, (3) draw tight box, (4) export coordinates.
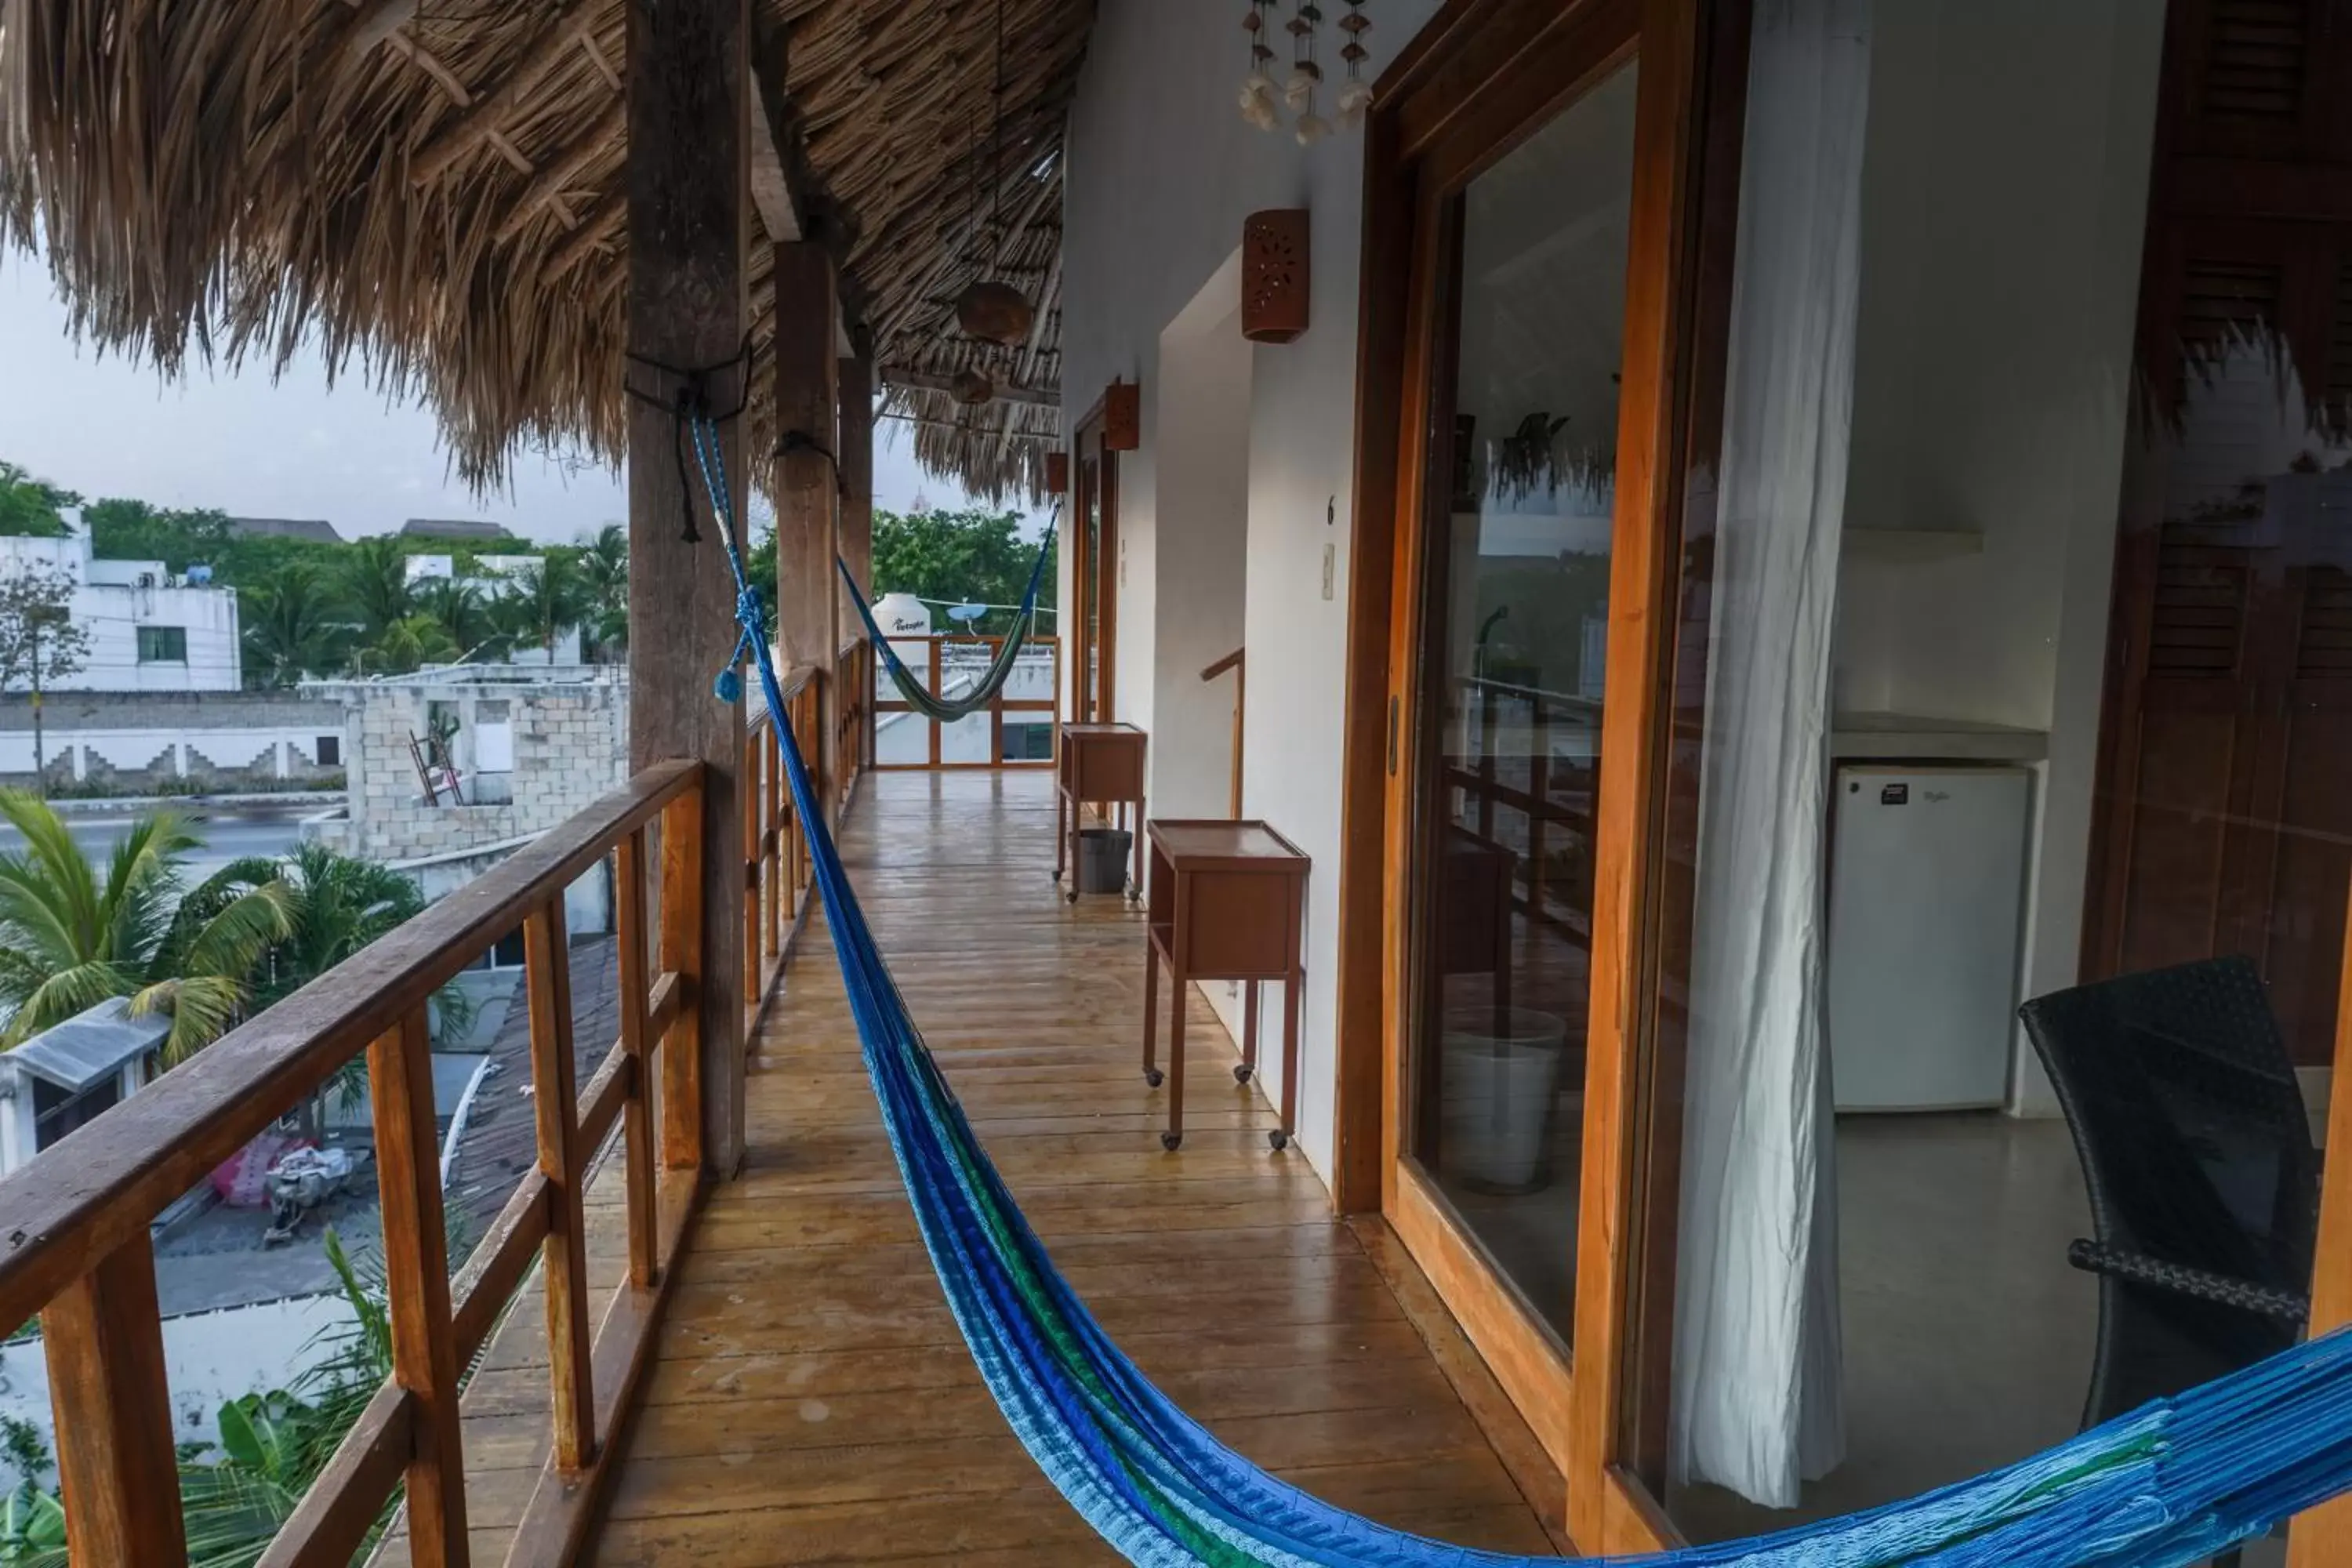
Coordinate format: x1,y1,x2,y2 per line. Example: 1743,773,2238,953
1269,1131,1290,1152
1232,1064,1253,1084
1051,869,1063,884
1065,890,1080,905
1161,1131,1184,1152
1144,1068,1164,1089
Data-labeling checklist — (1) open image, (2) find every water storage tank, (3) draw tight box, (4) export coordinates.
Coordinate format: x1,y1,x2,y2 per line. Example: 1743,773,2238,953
873,593,931,639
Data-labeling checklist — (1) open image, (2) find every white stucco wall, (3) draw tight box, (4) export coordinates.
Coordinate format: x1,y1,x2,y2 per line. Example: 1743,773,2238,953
0,535,241,692
1063,0,1443,1178
1149,260,1254,823
1831,0,2164,1113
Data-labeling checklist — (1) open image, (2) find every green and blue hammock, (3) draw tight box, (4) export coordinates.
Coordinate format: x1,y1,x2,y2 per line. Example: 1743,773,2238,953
687,414,2352,1567
839,531,1054,724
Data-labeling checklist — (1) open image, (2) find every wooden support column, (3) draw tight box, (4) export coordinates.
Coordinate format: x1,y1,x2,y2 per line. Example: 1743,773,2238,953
839,351,876,777
626,0,749,1177
773,241,842,800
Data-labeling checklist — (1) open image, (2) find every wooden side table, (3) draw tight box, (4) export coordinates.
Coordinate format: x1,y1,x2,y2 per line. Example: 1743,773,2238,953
1141,819,1310,1152
1054,722,1147,902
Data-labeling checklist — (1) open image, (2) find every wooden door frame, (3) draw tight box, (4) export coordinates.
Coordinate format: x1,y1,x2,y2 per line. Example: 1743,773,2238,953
1069,400,1121,726
1331,0,1735,1552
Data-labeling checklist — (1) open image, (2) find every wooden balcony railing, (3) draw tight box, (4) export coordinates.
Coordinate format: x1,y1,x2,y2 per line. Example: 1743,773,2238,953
872,632,1061,771
0,760,713,1568
837,637,873,809
1445,673,1599,946
743,663,824,1029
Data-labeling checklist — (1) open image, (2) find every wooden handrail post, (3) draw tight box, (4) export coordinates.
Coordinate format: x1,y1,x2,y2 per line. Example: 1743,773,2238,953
616,826,659,1288
525,898,597,1473
42,1240,185,1567
659,788,706,1173
764,719,783,958
368,1011,471,1567
741,720,762,1008
1527,697,1552,920
1478,681,1500,844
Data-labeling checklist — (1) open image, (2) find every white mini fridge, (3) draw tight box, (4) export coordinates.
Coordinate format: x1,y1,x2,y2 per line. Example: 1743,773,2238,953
1827,764,2031,1112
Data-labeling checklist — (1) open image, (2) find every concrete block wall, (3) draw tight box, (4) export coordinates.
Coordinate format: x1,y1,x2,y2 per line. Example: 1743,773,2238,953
341,679,628,862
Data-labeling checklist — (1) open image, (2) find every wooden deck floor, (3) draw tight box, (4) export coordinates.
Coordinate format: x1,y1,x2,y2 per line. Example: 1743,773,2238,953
586,769,1562,1564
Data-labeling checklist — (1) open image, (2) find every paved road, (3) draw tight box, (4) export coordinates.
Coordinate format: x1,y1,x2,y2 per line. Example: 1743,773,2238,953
0,805,320,876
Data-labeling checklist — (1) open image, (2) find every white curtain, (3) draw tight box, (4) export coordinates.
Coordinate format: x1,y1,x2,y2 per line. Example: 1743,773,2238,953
1668,0,1872,1510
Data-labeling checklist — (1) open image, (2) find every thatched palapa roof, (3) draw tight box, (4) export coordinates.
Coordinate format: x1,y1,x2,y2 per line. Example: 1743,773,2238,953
0,0,1087,503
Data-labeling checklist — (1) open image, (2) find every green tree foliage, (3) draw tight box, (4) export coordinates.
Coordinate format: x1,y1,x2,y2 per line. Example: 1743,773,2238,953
746,523,779,632
869,507,1056,633
414,576,503,661
358,613,462,677
236,842,428,1011
82,499,234,575
240,563,340,688
209,535,350,593
0,464,77,539
0,1417,63,1567
492,553,590,661
340,533,412,639
0,569,90,695
577,524,627,661
0,793,294,1062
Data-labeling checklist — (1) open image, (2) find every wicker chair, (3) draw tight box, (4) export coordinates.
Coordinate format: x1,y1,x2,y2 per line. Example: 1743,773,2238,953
2019,956,2315,1439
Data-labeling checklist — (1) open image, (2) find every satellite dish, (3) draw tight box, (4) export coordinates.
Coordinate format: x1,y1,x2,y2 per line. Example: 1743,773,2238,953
948,604,988,626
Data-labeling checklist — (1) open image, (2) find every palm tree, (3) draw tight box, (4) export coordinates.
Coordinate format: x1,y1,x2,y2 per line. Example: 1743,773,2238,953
0,793,293,1062
579,524,627,661
341,534,412,644
241,842,426,1010
414,577,501,662
496,554,589,662
356,612,461,677
241,563,339,688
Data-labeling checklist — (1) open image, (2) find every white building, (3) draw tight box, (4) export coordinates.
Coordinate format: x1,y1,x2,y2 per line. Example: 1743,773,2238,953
0,534,241,692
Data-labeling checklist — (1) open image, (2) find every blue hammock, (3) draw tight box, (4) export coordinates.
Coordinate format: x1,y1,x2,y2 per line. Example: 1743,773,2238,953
840,528,1054,724
685,414,2352,1568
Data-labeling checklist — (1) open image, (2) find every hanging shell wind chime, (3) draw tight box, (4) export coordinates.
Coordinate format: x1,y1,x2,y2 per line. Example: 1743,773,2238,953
1241,2,1369,140
1336,1,1373,128
1239,1,1281,130
1286,2,1329,144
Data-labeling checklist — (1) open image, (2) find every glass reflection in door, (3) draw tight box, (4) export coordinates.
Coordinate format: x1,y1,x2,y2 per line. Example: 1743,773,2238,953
1407,60,1640,1341
1077,448,1105,722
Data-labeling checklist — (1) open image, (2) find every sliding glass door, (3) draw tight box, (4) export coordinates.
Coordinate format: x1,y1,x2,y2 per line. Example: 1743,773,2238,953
1403,53,1642,1348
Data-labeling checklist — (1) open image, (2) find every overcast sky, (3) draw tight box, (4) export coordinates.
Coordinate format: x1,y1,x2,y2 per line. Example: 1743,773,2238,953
0,252,994,544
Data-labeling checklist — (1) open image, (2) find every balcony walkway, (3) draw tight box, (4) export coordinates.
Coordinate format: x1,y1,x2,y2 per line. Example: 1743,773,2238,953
580,768,1563,1564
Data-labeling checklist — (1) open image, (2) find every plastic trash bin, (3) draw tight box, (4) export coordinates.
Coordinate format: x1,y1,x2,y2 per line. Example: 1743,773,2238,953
1077,827,1133,895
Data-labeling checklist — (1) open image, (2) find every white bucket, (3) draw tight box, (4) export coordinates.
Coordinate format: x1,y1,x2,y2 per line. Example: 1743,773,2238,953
1439,1007,1569,1193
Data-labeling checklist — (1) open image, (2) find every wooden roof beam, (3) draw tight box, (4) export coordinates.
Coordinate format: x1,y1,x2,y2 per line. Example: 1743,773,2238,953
881,368,1058,408
749,68,803,245
497,98,622,244
329,0,418,67
408,0,597,186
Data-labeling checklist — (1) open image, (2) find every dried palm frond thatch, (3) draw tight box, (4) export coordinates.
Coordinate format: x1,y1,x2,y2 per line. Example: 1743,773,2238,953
0,0,1086,504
